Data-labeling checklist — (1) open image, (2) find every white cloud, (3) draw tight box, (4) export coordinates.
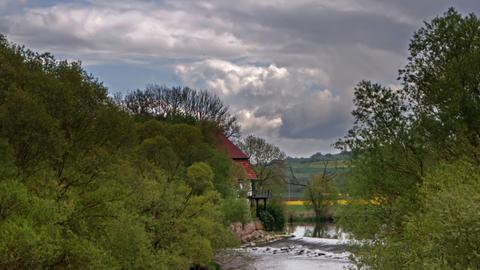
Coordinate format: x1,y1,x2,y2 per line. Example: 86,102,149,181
5,3,248,64
177,58,328,92
176,59,315,96
237,109,282,138
2,0,470,155
175,59,352,155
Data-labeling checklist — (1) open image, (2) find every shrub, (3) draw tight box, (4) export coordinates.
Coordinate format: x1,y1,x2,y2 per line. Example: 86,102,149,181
259,203,285,231
222,197,250,224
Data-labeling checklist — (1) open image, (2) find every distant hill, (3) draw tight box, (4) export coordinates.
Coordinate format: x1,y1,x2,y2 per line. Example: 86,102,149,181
283,151,352,200
287,151,352,163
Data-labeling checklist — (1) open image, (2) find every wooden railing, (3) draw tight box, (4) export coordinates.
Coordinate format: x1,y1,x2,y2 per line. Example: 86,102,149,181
248,190,271,199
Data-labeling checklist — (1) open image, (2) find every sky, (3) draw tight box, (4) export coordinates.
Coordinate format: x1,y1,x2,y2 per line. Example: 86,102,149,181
1,0,480,157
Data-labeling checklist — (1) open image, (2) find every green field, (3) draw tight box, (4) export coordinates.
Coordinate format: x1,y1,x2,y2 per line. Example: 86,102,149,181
283,152,351,199
284,204,314,221
284,203,341,221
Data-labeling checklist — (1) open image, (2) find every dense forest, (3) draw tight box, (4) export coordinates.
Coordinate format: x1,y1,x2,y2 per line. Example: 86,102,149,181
0,35,249,269
336,8,480,269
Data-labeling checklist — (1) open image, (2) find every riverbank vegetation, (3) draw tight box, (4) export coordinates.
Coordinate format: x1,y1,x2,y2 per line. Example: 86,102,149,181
0,35,249,269
336,8,480,269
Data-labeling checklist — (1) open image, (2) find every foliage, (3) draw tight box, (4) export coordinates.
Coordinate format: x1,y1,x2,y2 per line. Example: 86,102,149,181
237,135,287,195
0,35,242,269
187,162,214,195
237,135,286,167
353,161,480,270
303,173,338,221
118,85,240,138
335,8,480,269
286,153,350,198
258,210,275,231
259,202,285,231
221,197,251,224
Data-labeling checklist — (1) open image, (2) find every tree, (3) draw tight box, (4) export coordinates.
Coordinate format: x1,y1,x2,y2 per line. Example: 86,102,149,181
187,162,214,195
335,8,480,269
303,161,338,221
358,161,480,269
0,35,240,269
119,85,240,138
237,135,286,188
400,8,480,160
278,154,342,221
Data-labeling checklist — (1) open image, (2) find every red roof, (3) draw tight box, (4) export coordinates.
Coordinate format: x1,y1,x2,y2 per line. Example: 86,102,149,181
218,135,248,159
217,134,257,180
235,159,257,180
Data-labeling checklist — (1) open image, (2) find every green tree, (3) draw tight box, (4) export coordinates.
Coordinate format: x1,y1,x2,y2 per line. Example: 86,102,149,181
187,162,214,195
336,8,480,269
0,35,239,270
359,161,480,270
120,85,240,138
304,172,338,222
258,201,285,231
237,135,287,194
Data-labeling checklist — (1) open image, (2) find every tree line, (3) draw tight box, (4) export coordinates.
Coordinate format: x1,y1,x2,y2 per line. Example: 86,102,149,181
115,85,240,138
0,35,250,269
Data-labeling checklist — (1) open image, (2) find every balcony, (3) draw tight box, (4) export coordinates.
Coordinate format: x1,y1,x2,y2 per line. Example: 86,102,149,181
248,189,271,199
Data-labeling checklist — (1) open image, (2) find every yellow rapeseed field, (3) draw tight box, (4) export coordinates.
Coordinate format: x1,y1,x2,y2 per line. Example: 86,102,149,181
285,198,382,206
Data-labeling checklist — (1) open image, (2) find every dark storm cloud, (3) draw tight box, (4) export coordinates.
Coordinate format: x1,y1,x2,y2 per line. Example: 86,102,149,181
0,18,9,33
1,0,479,155
280,112,351,140
370,0,480,20
278,90,352,140
221,3,413,53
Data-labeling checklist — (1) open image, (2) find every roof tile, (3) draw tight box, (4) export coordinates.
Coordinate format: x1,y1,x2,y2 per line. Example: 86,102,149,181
217,135,248,159
217,134,257,180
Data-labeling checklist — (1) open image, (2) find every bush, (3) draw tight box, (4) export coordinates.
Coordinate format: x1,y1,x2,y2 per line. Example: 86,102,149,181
259,203,285,231
222,197,250,224
348,161,480,270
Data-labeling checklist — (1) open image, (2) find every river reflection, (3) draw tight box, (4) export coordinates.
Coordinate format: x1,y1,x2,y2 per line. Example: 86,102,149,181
286,222,350,240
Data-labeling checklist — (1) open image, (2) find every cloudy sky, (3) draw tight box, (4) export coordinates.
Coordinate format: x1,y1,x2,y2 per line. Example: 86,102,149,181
1,0,479,156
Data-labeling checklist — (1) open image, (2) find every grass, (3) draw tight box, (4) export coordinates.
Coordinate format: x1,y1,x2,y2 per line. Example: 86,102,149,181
284,204,315,221
283,160,351,199
284,203,337,222
285,204,309,213
283,198,381,222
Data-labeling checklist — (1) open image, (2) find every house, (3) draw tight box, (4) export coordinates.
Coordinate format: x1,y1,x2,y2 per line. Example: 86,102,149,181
217,134,270,215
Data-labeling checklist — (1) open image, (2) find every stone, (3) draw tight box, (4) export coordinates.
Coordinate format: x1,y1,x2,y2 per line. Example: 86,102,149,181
254,220,263,230
230,222,243,237
243,222,256,235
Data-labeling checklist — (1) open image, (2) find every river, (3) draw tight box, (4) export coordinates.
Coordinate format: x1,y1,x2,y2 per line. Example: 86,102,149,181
219,222,352,270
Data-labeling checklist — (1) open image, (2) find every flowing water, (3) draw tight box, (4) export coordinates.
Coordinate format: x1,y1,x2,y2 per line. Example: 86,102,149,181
245,222,352,270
